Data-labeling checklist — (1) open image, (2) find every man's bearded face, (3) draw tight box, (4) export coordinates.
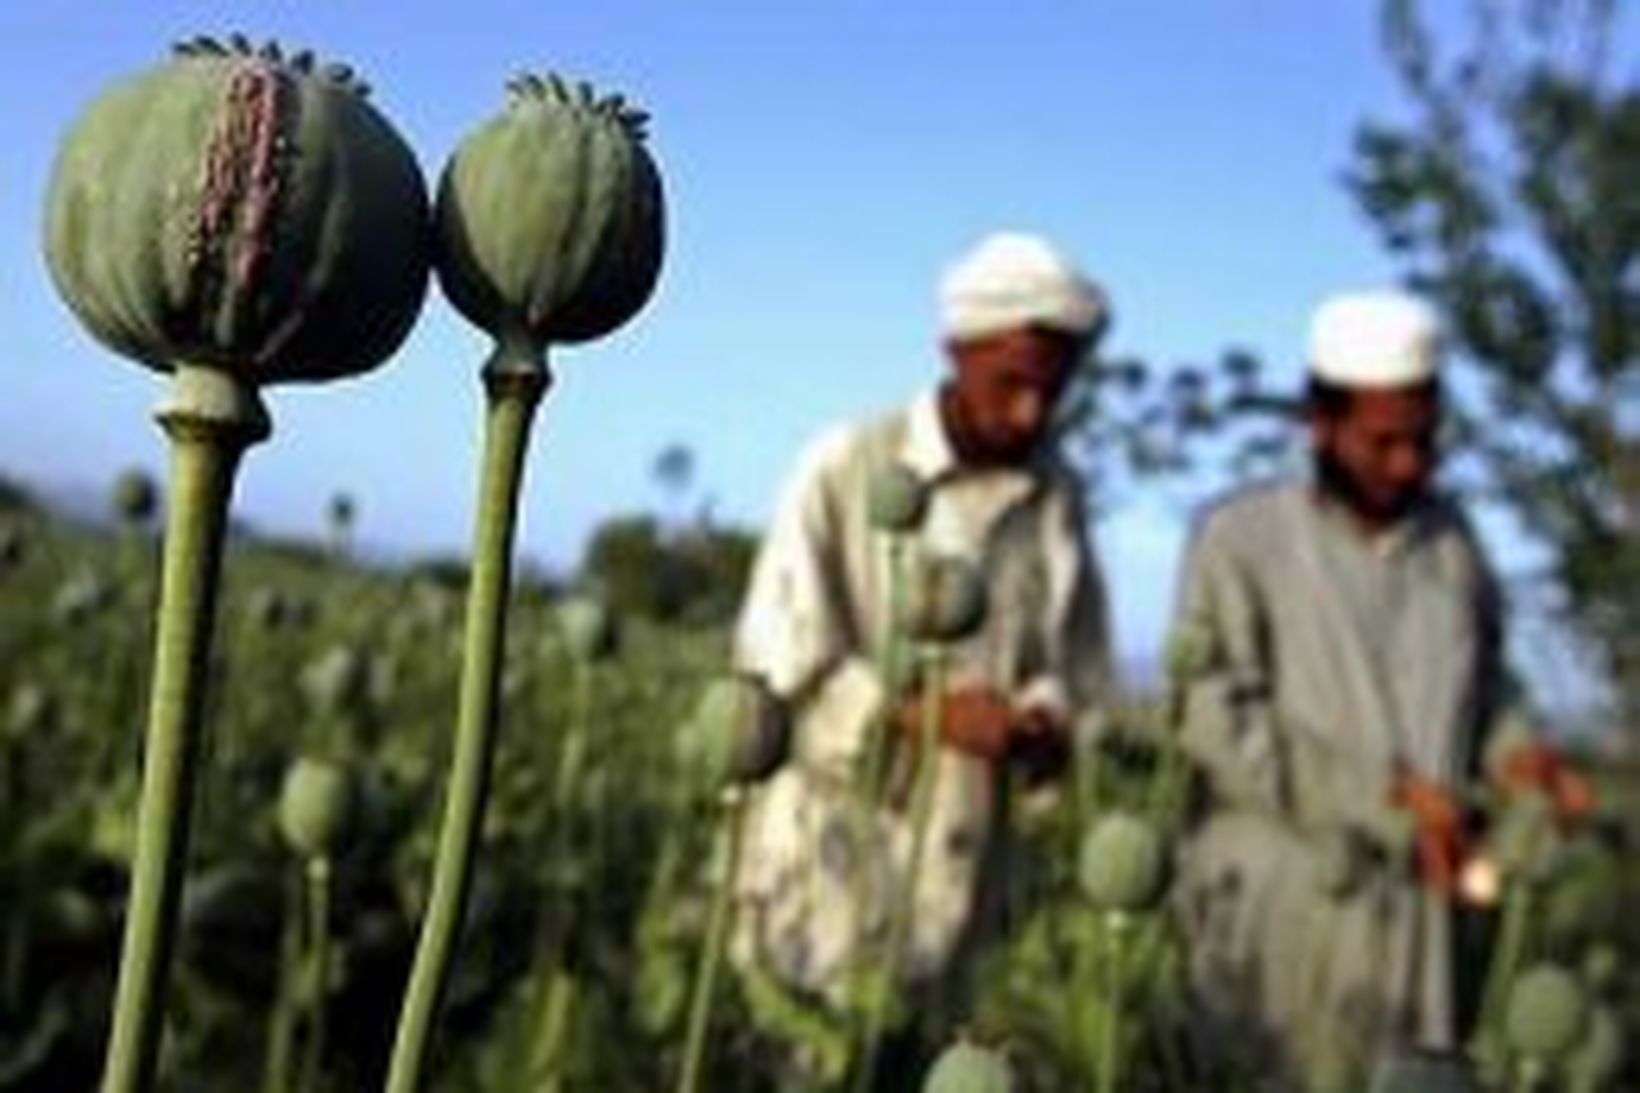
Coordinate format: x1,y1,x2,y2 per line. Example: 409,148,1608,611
1312,382,1440,527
945,326,1081,466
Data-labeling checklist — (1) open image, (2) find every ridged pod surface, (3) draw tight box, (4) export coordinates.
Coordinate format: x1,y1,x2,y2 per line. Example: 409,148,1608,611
42,36,432,384
434,72,665,354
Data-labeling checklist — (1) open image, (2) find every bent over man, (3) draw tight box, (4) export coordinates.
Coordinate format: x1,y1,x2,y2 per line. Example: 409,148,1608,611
728,232,1114,1082
1171,291,1510,1089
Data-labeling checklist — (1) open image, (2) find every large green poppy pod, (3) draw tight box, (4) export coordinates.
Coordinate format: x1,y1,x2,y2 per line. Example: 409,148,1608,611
896,552,988,644
1077,811,1169,914
277,756,354,860
679,672,790,787
866,462,929,534
43,36,432,384
433,72,665,356
922,1039,1015,1093
1504,963,1589,1064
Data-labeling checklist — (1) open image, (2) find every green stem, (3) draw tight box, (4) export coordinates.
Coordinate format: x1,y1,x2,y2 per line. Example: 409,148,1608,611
299,856,333,1093
385,359,549,1093
1099,914,1128,1093
100,367,268,1093
1472,879,1537,1069
529,969,578,1092
261,867,303,1093
852,649,945,1093
675,790,748,1093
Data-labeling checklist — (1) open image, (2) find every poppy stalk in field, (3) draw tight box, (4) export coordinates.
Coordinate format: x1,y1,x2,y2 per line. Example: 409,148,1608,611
42,36,431,1093
384,71,664,1093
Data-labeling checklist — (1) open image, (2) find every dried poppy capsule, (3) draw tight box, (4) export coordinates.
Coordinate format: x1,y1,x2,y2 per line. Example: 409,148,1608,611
1077,811,1169,914
922,1039,1015,1093
1504,963,1589,1065
277,757,353,860
866,462,929,534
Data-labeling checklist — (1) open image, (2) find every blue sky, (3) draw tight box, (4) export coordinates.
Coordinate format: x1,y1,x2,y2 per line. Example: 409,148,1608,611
5,2,1565,693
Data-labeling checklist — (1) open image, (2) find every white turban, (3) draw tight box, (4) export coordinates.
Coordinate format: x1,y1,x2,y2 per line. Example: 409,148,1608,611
1308,291,1442,388
939,232,1108,344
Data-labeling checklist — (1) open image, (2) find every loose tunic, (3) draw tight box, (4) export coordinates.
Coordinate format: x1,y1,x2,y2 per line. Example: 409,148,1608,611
727,390,1111,1008
1171,480,1505,1088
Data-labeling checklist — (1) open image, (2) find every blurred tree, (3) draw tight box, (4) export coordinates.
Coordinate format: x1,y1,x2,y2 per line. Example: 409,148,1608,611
579,513,756,626
1347,0,1638,727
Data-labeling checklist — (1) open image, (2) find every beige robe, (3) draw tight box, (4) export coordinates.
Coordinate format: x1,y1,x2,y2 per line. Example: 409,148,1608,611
727,390,1111,1008
1171,480,1505,1089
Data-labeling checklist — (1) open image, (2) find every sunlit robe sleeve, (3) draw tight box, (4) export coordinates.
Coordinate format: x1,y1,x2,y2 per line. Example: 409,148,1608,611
1014,476,1112,732
1172,505,1291,817
732,428,885,782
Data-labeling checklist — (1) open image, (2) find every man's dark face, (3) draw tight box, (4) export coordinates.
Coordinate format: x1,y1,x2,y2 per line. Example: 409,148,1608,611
944,326,1081,466
1311,383,1440,528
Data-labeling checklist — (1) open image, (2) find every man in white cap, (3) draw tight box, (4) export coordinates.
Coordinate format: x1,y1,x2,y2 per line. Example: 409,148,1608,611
727,232,1114,1085
1169,290,1511,1088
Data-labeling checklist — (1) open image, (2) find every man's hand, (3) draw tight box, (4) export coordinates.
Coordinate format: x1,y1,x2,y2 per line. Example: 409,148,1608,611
1492,741,1597,824
1008,706,1072,783
892,685,1015,761
1390,763,1467,897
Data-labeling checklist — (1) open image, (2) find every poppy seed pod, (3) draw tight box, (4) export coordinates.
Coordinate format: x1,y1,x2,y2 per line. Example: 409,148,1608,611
277,756,353,859
112,468,159,525
1077,812,1170,914
896,552,987,644
557,594,619,663
1504,963,1589,1064
866,462,929,535
43,36,432,385
680,672,789,787
433,72,664,357
922,1039,1015,1093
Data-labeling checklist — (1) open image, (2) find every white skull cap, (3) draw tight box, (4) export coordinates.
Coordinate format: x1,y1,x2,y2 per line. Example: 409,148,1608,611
1309,290,1442,388
940,232,1108,344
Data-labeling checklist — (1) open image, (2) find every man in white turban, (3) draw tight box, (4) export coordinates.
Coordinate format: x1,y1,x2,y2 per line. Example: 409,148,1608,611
727,232,1114,1087
1169,290,1516,1089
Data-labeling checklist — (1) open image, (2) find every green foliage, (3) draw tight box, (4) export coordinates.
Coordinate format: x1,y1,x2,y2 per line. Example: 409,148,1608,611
1349,0,1640,726
1,496,1636,1090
